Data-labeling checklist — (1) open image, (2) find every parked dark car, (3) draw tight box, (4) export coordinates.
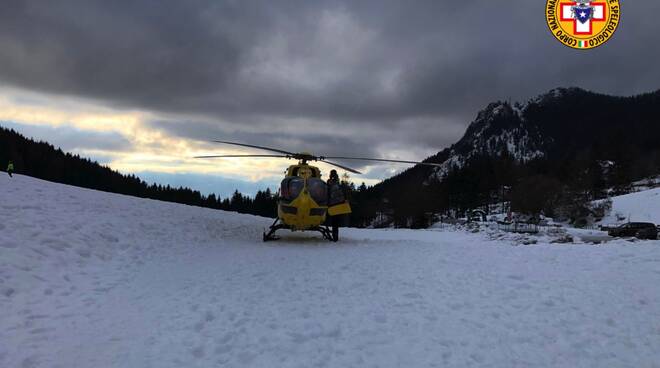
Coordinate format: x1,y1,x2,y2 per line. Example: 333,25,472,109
608,222,658,240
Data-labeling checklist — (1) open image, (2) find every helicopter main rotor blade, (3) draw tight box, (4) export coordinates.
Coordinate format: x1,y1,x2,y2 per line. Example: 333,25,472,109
211,140,296,156
322,156,444,167
194,154,290,159
319,159,362,174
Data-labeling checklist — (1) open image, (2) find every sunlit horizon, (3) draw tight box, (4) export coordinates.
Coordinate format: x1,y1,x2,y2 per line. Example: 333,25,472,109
0,86,414,197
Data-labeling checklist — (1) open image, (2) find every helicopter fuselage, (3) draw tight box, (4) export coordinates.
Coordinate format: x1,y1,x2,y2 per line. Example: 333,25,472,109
277,162,350,231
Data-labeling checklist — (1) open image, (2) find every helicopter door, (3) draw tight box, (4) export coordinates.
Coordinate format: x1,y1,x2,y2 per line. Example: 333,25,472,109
327,180,351,215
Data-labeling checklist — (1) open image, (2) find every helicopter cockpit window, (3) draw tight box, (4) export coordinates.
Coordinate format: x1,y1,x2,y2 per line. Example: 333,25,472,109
307,178,328,205
280,177,304,201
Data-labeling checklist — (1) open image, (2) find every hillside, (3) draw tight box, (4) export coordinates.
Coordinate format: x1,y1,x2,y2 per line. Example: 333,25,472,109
0,125,277,217
352,88,660,227
432,88,660,177
599,187,660,225
2,174,660,367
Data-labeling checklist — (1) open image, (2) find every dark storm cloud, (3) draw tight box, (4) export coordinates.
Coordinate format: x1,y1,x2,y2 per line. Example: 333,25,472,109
0,121,132,152
0,0,258,105
1,0,659,157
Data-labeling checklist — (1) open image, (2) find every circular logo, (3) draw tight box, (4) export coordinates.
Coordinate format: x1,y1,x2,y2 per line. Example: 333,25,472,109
545,0,620,50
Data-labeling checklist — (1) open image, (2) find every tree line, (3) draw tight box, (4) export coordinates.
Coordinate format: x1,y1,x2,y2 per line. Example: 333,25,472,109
347,149,660,228
0,125,277,217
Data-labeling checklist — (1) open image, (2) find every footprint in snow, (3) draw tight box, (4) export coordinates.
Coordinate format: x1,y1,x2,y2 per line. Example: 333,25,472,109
21,356,39,368
0,241,18,249
191,346,205,359
2,287,16,298
193,311,216,332
507,274,525,281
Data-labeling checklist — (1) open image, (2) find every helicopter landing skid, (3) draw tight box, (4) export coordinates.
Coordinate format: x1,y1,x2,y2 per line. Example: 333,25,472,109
312,226,336,242
262,223,287,242
262,219,337,242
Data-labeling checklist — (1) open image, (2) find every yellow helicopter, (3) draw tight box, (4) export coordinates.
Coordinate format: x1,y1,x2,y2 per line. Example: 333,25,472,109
196,141,443,242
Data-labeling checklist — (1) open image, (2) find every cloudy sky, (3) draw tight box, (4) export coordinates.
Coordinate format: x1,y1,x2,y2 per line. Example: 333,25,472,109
1,0,658,196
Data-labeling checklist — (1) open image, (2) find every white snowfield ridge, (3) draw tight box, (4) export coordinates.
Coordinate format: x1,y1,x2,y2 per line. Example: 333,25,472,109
600,187,660,225
1,174,659,368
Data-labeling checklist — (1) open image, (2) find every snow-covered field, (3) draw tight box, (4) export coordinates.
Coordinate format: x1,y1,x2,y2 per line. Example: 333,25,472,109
600,187,660,225
1,174,660,368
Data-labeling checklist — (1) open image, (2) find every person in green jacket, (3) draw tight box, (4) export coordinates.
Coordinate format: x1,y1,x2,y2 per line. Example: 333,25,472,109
6,161,13,177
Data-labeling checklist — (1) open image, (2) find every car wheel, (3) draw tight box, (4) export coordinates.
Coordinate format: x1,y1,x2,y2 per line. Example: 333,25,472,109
635,231,648,240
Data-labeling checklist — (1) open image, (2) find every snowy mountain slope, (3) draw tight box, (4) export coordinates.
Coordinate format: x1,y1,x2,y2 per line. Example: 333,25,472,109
599,187,660,225
1,174,660,367
422,87,660,180
432,101,546,178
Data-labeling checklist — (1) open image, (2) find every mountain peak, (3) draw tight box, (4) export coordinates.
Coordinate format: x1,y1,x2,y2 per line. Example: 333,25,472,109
527,87,588,107
429,98,545,179
473,101,515,125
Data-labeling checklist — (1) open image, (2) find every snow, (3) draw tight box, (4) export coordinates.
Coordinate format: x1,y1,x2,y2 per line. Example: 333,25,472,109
631,176,660,193
431,103,545,181
2,174,660,367
600,187,660,225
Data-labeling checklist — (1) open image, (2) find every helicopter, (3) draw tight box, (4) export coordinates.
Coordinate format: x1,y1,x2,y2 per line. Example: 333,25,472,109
196,141,444,242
